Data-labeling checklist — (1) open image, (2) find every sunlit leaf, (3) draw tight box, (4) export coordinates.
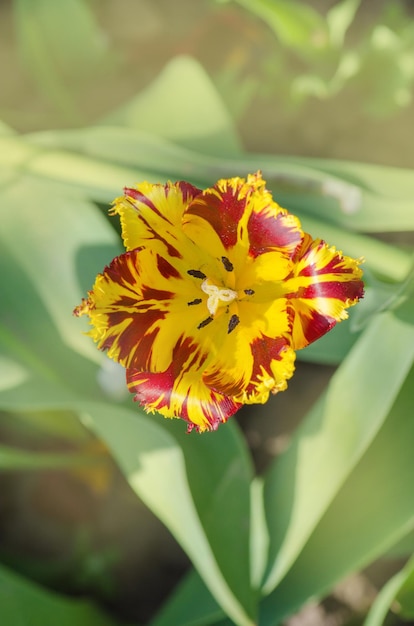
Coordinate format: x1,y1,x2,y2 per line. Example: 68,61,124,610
260,353,414,624
263,311,414,595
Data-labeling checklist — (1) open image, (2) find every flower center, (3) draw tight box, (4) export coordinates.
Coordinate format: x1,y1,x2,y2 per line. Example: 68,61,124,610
201,279,238,316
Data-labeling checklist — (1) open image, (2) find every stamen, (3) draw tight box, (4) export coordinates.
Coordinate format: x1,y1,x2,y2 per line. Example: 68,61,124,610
188,269,207,279
188,298,202,306
198,316,214,329
221,256,234,272
228,314,240,334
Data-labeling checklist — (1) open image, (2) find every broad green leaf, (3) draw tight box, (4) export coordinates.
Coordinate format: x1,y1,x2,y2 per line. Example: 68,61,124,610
0,562,118,626
250,478,269,589
0,133,143,202
263,311,414,594
103,56,242,157
260,362,414,624
83,404,255,626
150,569,225,626
364,555,414,626
167,420,254,615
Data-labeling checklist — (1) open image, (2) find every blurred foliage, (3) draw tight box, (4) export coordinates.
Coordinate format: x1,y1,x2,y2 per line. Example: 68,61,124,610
4,0,414,134
1,1,414,625
216,0,414,118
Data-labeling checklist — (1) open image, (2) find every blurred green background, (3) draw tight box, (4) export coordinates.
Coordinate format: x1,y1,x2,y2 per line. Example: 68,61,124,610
2,0,414,166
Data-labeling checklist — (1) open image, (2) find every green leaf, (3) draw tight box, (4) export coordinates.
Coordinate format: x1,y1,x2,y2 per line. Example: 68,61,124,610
363,568,408,626
364,554,414,626
263,311,414,594
103,56,242,157
395,556,414,619
82,404,255,626
150,569,225,626
0,562,118,626
166,420,255,615
260,359,414,624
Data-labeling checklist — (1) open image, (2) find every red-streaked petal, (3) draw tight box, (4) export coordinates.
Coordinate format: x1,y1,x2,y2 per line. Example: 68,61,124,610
240,337,296,402
247,200,303,258
74,247,234,375
284,235,364,349
74,249,175,369
111,180,202,257
182,173,264,267
127,336,242,432
183,171,303,277
184,177,251,251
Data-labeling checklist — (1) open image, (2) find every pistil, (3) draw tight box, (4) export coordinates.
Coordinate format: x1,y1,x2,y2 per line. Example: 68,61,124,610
201,279,238,316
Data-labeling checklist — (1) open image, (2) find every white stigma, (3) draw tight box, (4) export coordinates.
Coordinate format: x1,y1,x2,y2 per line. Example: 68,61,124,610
201,279,238,316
